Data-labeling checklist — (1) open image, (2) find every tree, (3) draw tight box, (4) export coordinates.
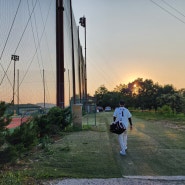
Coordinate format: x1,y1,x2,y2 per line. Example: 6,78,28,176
156,93,185,114
94,85,109,107
178,88,185,97
0,102,11,147
93,78,185,114
95,85,108,95
113,84,127,93
162,84,176,94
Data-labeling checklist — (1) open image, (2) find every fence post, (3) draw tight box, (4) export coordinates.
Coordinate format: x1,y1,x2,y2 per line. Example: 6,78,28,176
72,104,82,130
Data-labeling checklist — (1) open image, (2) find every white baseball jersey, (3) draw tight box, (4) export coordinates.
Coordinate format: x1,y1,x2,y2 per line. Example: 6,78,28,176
113,107,132,128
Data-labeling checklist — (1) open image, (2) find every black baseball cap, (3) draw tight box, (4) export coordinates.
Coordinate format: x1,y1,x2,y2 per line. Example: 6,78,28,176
119,100,125,105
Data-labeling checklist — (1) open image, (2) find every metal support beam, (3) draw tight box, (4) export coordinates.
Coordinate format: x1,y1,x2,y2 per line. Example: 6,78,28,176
56,0,64,108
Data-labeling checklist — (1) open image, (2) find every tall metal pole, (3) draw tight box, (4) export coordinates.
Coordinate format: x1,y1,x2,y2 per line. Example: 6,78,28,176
77,27,82,103
56,0,64,108
79,16,87,102
17,69,19,114
84,19,87,102
43,69,45,110
11,54,19,105
70,0,76,104
13,60,16,104
68,69,70,104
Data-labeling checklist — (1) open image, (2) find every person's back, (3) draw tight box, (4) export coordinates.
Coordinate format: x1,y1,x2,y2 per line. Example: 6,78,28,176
113,106,131,128
113,100,133,156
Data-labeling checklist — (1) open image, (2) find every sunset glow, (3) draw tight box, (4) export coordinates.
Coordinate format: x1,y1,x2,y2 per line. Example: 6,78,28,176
73,0,185,95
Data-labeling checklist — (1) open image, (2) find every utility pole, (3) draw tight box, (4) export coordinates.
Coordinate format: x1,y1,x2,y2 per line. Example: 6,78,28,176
77,27,82,103
79,16,87,103
43,69,45,111
11,54,19,105
56,0,65,108
17,69,19,114
70,0,76,104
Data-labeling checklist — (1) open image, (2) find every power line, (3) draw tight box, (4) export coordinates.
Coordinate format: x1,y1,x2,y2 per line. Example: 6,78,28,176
27,0,42,73
150,0,185,25
0,0,22,62
19,0,52,88
0,0,38,87
14,0,38,54
161,0,185,18
0,0,22,87
37,0,54,103
0,62,12,86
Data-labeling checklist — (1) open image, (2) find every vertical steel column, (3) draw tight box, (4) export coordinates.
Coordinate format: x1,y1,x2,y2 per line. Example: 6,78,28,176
56,0,64,108
43,69,45,110
78,27,82,103
11,54,19,105
79,16,87,103
13,60,16,104
84,20,87,102
17,69,19,114
70,0,76,104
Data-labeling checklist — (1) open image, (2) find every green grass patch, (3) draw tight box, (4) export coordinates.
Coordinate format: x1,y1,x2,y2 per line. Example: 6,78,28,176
132,110,185,124
1,111,185,184
26,125,121,180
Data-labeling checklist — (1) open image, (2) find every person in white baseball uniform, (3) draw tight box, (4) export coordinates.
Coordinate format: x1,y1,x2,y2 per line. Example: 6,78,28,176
113,100,133,156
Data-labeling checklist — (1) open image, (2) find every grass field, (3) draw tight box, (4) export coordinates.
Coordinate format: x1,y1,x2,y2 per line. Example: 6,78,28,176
30,111,185,177
1,111,185,183
115,116,185,176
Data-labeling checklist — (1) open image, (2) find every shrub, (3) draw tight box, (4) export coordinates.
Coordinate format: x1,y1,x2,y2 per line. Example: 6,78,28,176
0,146,18,165
6,121,38,156
0,102,11,147
157,105,173,115
0,105,72,165
35,106,71,137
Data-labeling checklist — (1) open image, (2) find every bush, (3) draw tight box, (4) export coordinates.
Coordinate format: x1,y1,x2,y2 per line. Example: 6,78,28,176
0,146,18,165
157,105,173,115
47,106,71,130
35,106,71,137
0,105,72,166
6,121,38,155
0,102,11,147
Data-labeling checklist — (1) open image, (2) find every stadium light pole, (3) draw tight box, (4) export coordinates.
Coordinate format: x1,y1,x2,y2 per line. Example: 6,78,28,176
11,54,19,105
79,16,87,103
56,0,65,108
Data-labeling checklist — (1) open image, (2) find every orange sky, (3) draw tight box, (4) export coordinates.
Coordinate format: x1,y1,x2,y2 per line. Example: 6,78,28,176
1,1,185,104
72,0,185,95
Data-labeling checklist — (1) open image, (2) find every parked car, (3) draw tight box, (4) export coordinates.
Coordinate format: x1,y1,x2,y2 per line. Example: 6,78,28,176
96,106,103,112
104,106,111,112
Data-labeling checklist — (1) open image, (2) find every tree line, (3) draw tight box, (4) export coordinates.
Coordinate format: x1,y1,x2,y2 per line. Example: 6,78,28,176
94,78,185,114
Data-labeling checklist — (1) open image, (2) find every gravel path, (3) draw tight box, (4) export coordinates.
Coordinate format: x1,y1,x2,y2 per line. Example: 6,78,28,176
44,176,185,185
